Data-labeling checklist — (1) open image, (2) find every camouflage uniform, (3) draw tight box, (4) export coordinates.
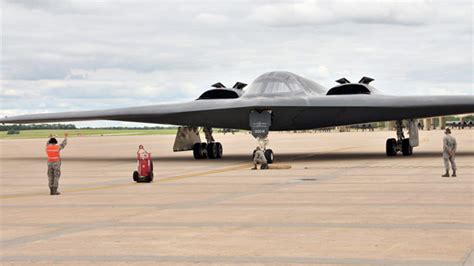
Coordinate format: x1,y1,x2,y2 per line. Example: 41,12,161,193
253,149,268,170
442,134,457,176
47,139,67,191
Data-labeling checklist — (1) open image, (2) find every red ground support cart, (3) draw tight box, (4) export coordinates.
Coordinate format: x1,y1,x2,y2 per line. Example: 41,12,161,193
133,145,154,183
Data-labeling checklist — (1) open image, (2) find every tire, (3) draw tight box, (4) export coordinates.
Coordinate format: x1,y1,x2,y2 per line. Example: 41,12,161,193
193,143,201,159
216,142,223,159
200,143,208,159
386,138,397,156
402,138,412,156
133,171,139,182
207,142,218,159
264,149,274,164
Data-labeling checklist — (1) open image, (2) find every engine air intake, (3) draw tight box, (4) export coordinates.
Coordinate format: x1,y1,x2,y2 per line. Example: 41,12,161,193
326,84,371,95
197,89,240,100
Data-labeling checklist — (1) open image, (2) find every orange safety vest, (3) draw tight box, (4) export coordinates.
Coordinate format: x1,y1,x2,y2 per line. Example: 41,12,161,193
46,145,60,163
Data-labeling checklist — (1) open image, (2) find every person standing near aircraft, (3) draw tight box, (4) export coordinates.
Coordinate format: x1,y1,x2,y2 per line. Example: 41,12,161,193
442,128,457,177
46,133,68,195
252,147,268,170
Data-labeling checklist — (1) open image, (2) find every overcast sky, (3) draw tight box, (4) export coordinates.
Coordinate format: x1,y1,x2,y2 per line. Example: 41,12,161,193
1,0,472,127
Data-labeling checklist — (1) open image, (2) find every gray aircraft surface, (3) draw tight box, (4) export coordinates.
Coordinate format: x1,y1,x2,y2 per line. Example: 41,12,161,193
2,71,473,163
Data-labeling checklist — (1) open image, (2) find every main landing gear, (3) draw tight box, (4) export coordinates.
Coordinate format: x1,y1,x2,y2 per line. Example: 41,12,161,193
193,142,223,159
386,119,419,156
172,126,224,160
193,127,223,159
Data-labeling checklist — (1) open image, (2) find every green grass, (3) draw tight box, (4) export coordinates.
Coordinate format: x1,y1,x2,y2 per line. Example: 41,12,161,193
0,129,178,139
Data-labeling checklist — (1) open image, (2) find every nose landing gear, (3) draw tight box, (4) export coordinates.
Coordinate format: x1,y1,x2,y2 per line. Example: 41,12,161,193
250,110,275,163
252,137,274,163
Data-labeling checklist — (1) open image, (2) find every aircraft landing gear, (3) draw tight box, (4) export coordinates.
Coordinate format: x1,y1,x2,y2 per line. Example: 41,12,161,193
265,149,274,163
193,127,223,160
193,142,223,159
386,119,419,156
252,137,274,164
249,110,274,163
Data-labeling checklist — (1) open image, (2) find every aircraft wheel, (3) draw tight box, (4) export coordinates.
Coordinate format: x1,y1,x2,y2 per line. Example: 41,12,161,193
386,138,397,156
264,149,274,164
402,138,413,156
207,142,218,159
216,142,223,158
200,143,208,159
193,143,201,159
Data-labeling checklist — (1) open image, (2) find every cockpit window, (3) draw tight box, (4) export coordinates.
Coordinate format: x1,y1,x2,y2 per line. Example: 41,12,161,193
248,81,298,95
243,71,326,97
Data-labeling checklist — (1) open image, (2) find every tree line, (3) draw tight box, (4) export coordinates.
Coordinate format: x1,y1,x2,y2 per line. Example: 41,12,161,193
0,124,77,131
0,124,176,131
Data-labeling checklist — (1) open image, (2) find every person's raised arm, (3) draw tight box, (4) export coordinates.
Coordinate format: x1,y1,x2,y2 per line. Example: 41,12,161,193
60,133,68,150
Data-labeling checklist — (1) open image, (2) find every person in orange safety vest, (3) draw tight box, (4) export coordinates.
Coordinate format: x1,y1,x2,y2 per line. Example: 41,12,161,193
46,133,68,195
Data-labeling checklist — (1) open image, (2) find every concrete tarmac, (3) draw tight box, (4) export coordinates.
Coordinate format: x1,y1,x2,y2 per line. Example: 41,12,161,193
1,130,473,265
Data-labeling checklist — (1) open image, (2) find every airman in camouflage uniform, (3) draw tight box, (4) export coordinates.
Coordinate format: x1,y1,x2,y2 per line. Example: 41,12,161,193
46,134,67,195
442,128,457,177
252,146,268,170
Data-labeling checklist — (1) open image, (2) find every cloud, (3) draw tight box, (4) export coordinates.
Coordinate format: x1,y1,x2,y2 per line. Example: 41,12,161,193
248,1,334,26
249,0,437,27
406,63,473,84
303,66,330,79
194,13,229,25
1,0,472,127
4,0,100,16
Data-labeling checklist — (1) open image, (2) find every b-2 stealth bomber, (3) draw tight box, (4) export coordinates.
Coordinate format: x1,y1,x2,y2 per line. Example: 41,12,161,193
2,71,473,162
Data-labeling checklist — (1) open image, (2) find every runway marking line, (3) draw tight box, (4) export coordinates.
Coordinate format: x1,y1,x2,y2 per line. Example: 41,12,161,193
0,146,357,199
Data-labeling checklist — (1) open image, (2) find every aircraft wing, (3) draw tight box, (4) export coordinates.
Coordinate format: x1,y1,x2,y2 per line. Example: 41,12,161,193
1,95,473,130
289,95,474,130
0,101,216,125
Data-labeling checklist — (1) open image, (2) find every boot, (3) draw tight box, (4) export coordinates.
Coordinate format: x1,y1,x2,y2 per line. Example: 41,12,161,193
52,187,61,195
441,170,449,177
452,170,456,177
49,187,54,195
261,164,268,170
